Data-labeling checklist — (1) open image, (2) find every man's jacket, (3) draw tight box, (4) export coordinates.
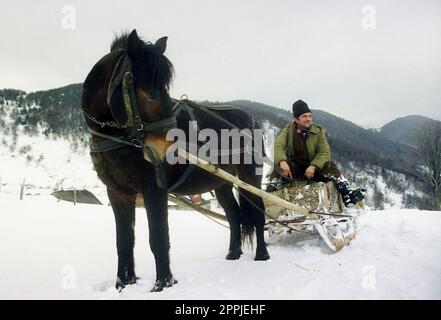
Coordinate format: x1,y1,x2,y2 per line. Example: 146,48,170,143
273,123,330,170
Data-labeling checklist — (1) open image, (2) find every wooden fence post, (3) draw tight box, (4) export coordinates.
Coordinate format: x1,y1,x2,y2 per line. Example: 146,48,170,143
20,178,25,200
73,188,77,205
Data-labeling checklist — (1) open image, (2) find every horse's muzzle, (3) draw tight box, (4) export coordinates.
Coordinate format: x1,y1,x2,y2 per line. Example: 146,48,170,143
142,133,174,163
143,136,174,189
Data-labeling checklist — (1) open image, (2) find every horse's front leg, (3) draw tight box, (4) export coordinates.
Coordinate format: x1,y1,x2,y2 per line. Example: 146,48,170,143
142,186,177,292
107,189,137,291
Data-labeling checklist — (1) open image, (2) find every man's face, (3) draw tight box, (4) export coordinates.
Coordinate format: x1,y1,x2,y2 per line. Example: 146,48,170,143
295,112,312,129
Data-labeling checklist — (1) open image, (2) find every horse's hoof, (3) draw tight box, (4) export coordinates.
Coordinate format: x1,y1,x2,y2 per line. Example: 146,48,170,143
115,275,138,292
151,276,178,292
115,280,125,292
226,249,242,260
254,250,270,261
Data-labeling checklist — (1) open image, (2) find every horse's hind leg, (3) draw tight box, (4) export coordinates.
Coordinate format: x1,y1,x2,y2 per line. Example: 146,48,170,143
237,165,270,261
238,189,270,260
107,189,137,291
215,184,243,260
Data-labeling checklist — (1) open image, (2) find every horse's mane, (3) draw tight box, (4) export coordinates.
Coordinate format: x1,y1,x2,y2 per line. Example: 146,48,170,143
110,32,130,52
110,32,174,90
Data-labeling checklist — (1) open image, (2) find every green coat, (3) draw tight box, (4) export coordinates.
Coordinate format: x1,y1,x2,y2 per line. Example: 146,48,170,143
273,123,330,170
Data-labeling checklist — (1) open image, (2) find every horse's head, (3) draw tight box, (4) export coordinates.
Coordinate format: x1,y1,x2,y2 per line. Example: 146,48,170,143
108,29,176,162
123,30,173,121
82,29,178,188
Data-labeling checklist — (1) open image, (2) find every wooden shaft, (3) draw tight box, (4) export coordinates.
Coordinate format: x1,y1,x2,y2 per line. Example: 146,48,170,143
168,194,227,222
177,148,310,216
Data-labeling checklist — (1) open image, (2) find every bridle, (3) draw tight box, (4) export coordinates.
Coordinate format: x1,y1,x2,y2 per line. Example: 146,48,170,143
83,50,178,188
84,50,177,151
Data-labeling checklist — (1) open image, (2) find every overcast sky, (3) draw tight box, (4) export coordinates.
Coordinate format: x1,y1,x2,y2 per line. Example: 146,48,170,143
1,0,440,127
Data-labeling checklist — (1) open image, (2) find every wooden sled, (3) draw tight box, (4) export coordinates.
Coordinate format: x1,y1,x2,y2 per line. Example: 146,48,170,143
169,149,363,252
264,181,362,251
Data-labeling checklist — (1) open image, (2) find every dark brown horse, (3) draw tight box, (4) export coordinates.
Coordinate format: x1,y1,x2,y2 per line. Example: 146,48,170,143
81,29,269,292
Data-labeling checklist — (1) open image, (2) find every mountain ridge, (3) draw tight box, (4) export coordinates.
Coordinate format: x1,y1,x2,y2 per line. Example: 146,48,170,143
379,114,440,147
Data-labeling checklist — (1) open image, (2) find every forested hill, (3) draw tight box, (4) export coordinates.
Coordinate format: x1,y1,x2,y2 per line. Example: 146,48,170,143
0,86,421,173
1,85,434,208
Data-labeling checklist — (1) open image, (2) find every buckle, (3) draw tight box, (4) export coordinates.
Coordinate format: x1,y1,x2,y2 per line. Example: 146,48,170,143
124,71,134,85
137,122,144,132
131,139,143,148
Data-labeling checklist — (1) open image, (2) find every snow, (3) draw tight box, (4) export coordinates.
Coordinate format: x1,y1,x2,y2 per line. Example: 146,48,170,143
1,103,440,300
1,193,440,300
0,125,108,203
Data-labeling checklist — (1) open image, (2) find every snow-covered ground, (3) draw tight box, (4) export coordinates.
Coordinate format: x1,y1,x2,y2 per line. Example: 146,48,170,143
1,193,440,300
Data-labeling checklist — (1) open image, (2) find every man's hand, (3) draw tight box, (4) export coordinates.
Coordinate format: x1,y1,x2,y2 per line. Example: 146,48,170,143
279,160,293,179
190,194,202,203
304,165,316,180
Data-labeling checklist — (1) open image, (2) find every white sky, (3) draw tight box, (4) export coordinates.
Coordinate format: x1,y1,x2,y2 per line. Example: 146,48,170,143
0,0,440,127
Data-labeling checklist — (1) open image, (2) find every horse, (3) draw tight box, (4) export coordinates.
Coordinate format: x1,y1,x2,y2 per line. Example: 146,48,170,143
81,29,269,292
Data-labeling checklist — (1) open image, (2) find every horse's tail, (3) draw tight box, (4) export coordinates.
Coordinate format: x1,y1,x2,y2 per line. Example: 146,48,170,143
238,187,255,247
239,175,265,247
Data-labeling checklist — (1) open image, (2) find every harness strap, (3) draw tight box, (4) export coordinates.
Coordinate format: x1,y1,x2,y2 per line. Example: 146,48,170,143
88,105,178,154
142,116,177,133
168,101,198,192
124,71,143,141
89,128,142,153
107,52,130,106
122,71,135,127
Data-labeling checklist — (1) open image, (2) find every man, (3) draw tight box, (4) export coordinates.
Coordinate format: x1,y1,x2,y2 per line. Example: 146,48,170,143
271,99,365,207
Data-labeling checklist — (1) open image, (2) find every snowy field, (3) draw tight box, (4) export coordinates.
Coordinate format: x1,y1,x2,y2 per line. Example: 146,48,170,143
0,193,440,300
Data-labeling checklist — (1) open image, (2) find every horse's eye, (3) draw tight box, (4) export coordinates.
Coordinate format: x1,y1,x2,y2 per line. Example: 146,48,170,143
148,91,159,100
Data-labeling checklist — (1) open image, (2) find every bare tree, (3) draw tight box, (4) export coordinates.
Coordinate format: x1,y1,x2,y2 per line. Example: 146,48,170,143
414,122,441,210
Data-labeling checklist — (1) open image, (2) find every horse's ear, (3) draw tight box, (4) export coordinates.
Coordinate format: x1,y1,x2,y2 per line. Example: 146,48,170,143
155,36,168,54
127,29,141,59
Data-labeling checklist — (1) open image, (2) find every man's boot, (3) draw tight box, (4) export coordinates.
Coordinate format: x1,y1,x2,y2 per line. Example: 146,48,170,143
333,176,366,207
